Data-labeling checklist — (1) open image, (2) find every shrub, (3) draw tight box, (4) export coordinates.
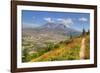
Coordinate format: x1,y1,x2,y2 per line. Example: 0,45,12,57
54,44,60,49
22,48,28,62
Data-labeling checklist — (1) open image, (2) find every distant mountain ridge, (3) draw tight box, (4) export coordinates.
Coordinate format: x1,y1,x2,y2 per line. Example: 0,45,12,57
36,22,81,36
22,22,81,44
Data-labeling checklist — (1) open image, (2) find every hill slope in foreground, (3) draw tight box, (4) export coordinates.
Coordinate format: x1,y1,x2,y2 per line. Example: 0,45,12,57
30,35,90,62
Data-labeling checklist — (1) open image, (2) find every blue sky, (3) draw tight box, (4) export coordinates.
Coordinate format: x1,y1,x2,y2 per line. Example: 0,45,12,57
22,10,90,31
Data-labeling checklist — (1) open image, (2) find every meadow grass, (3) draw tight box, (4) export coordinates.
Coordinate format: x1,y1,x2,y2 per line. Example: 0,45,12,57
30,35,90,62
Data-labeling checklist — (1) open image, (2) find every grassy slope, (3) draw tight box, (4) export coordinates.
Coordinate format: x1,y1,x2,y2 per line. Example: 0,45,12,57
30,35,90,62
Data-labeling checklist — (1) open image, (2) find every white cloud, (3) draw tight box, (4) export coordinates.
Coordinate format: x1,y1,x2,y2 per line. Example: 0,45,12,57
44,17,73,27
57,18,73,27
79,17,88,22
44,17,54,23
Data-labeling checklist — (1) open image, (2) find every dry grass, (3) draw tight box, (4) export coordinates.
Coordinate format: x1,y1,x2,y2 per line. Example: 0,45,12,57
30,35,90,62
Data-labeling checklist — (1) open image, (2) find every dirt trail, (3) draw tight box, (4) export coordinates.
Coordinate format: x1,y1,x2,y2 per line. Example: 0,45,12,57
80,37,86,59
